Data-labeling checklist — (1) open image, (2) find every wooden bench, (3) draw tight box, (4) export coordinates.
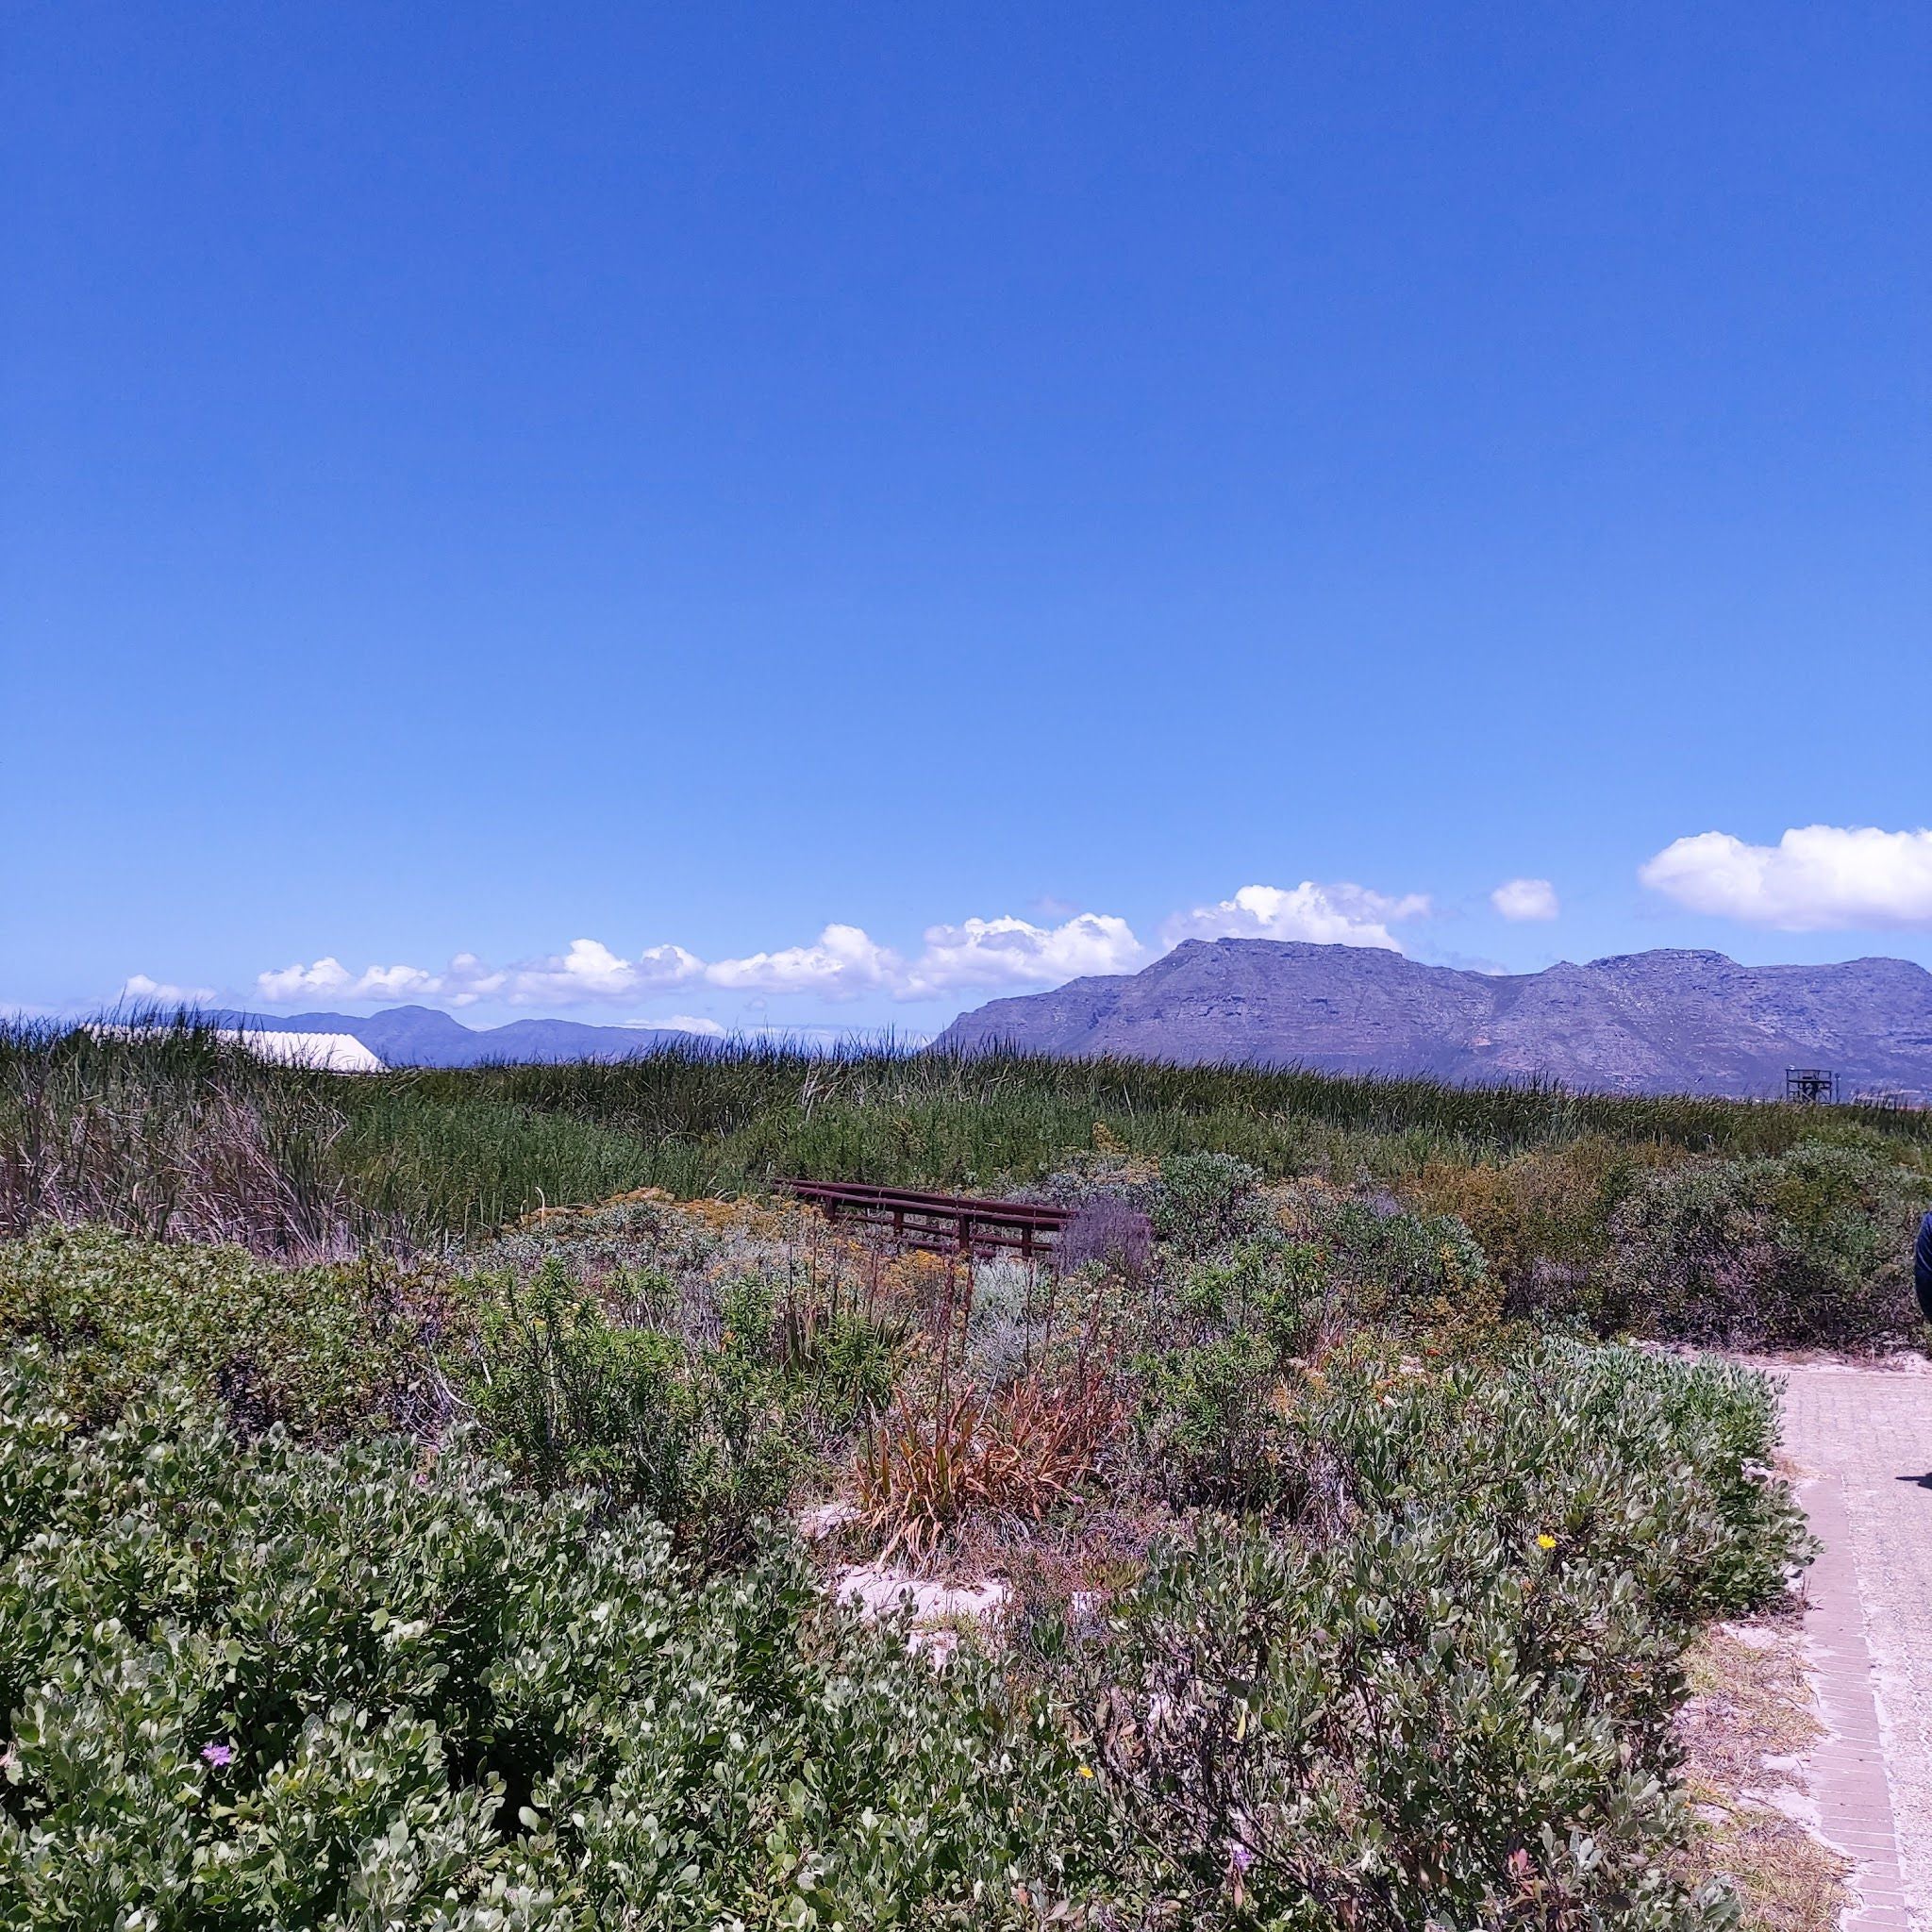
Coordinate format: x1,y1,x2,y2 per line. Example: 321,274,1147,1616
777,1178,1078,1259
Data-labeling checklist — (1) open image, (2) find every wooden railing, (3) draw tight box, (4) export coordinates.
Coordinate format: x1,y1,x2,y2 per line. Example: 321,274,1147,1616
777,1178,1081,1259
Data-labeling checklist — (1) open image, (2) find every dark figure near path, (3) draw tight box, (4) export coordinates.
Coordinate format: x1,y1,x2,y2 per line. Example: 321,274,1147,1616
1918,1208,1932,1324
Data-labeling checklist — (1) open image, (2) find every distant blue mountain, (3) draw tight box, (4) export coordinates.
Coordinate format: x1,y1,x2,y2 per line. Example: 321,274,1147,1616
934,941,1932,1099
204,1005,710,1068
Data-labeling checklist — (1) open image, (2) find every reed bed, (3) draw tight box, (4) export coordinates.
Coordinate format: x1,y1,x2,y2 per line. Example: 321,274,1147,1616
5,1013,1926,1258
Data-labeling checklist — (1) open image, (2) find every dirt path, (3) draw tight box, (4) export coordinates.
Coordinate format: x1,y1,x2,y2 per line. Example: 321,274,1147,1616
1777,1360,1932,1930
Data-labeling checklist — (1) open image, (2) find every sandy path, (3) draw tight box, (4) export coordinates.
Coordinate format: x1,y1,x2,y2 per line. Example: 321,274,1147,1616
1777,1360,1932,1930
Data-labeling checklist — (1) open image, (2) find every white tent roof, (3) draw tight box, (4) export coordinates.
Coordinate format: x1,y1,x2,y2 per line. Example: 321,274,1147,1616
230,1029,387,1074
92,1024,387,1074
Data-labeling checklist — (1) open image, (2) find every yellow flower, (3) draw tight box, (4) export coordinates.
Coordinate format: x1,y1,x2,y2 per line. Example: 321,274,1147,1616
1536,1534,1557,1550
1076,1765,1095,1779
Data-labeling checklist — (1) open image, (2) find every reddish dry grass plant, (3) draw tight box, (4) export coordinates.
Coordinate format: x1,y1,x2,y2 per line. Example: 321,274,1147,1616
858,1370,1121,1563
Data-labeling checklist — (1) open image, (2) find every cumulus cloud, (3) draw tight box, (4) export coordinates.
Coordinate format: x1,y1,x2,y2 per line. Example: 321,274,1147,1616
1491,877,1560,922
257,910,1152,1010
256,942,702,1008
1160,881,1431,954
703,924,904,998
250,883,1441,1012
504,940,703,1004
1640,824,1932,931
257,958,354,1003
908,913,1145,994
257,956,480,1005
119,972,216,1007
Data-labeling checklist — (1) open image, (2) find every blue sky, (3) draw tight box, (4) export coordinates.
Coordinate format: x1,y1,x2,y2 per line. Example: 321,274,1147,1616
5,4,1929,1036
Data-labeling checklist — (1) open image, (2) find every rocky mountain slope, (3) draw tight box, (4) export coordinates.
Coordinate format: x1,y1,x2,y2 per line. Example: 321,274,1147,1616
932,941,1932,1097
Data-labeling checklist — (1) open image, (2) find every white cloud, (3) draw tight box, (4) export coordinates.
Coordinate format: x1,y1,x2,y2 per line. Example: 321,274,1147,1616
641,1015,726,1037
356,962,456,1000
119,972,216,1007
1640,824,1932,931
1491,877,1560,922
501,939,702,1005
257,956,476,1006
248,883,1436,1014
1160,881,1432,954
703,924,903,998
250,913,1143,1011
907,912,1146,994
255,941,701,1008
257,958,356,1003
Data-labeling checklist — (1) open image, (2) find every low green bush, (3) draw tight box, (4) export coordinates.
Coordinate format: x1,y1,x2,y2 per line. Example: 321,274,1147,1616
1281,1186,1495,1328
1594,1139,1924,1346
1151,1151,1270,1256
0,1099,1840,1929
459,1258,801,1564
1173,1235,1328,1358
0,1279,1810,1928
1068,1339,1808,1929
0,1356,1119,1930
0,1224,446,1437
1135,1327,1286,1508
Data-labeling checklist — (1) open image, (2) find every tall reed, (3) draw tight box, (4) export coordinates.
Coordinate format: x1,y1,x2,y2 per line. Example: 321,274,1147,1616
5,1014,1926,1257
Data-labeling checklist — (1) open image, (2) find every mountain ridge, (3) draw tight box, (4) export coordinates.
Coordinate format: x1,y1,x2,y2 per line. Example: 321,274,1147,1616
202,1006,707,1068
931,941,1932,1098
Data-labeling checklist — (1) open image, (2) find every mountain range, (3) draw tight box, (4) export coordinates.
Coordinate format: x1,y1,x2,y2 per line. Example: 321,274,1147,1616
206,1006,707,1068
932,941,1932,1098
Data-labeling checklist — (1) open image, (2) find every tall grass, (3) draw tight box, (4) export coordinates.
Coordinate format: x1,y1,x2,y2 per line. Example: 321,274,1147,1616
0,1020,361,1258
384,1037,1932,1163
5,1015,1927,1257
0,1020,655,1257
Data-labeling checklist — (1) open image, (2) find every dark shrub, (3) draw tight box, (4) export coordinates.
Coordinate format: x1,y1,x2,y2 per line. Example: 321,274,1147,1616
1152,1151,1267,1256
1595,1139,1924,1347
462,1257,798,1563
1058,1194,1153,1274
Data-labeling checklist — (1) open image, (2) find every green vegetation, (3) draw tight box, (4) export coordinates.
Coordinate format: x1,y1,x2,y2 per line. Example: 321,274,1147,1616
0,1355,1114,1929
6,1022,1928,1350
2,1017,1916,1925
0,1241,1801,1929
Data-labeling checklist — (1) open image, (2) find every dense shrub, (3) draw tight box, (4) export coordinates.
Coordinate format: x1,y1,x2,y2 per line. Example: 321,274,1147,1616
0,1332,1806,1930
1278,1183,1496,1329
0,1221,908,1564
0,1357,1119,1929
0,1224,449,1436
1593,1140,1925,1347
1071,1340,1808,1929
1128,1205,1492,1510
1173,1234,1329,1356
1404,1137,1650,1314
459,1258,802,1564
1151,1151,1270,1256
1135,1326,1287,1507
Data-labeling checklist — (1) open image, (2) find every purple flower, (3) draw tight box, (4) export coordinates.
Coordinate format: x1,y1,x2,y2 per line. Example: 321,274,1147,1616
201,1742,234,1768
1229,1843,1255,1874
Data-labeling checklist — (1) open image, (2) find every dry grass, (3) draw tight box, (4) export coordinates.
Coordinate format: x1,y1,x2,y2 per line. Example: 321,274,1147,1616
856,1371,1122,1563
1675,1610,1850,1932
